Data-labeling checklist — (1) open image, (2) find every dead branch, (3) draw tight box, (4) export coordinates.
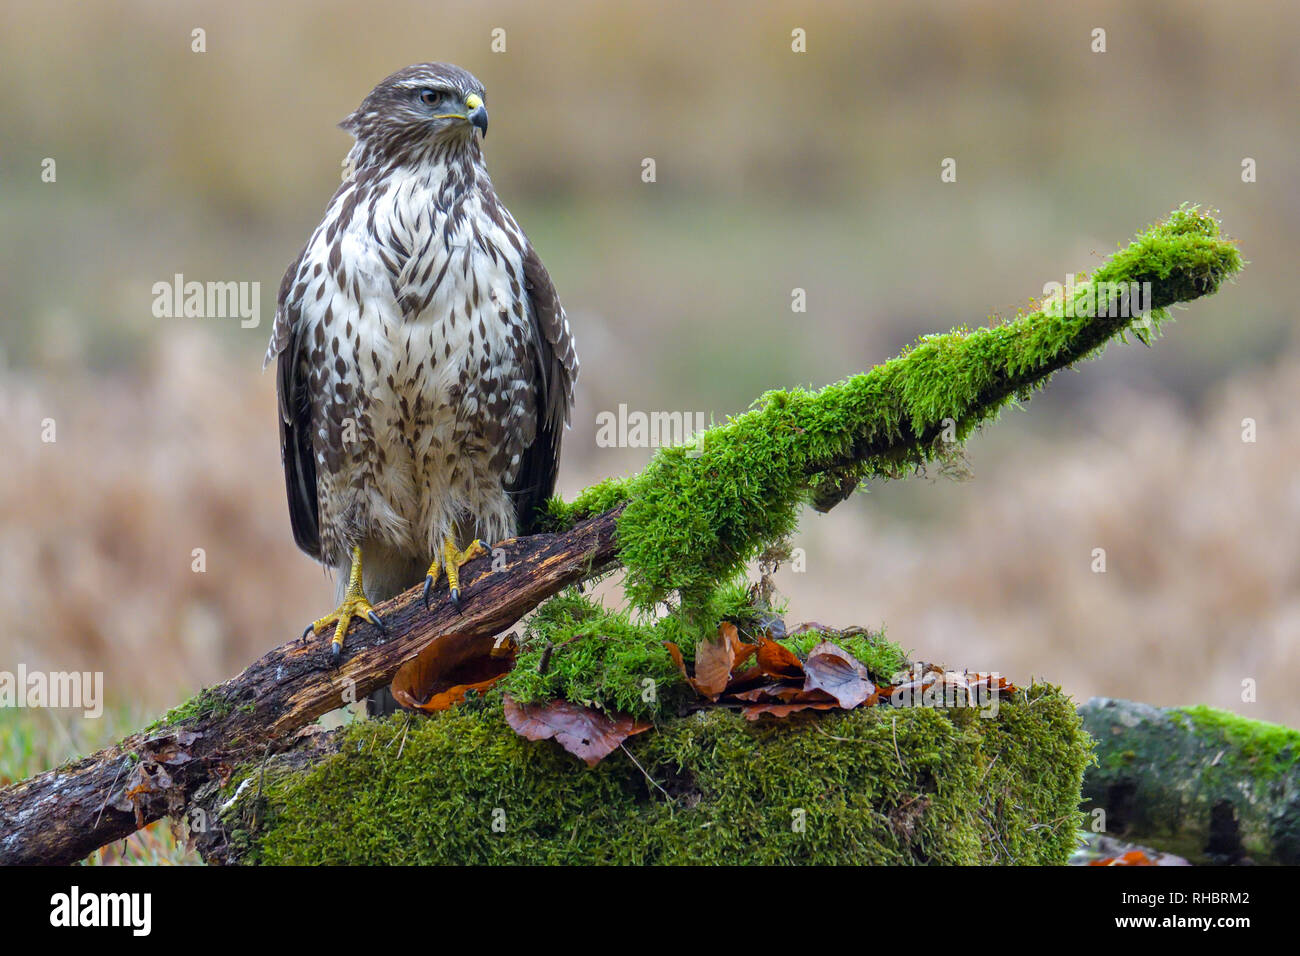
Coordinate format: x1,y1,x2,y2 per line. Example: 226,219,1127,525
0,508,619,865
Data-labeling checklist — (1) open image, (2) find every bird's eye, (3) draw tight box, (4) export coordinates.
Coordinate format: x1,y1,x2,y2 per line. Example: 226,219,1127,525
419,89,439,107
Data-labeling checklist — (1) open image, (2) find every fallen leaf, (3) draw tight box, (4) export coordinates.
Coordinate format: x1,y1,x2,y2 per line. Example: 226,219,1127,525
729,683,806,703
503,695,651,766
963,673,1019,697
664,623,757,700
692,631,736,698
882,668,1019,708
1089,849,1156,866
754,612,787,641
742,690,839,721
391,631,516,712
756,636,804,680
722,664,771,695
802,640,877,709
721,622,758,671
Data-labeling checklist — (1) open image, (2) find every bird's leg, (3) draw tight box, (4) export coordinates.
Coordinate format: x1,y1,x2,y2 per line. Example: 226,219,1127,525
422,534,488,610
303,545,387,665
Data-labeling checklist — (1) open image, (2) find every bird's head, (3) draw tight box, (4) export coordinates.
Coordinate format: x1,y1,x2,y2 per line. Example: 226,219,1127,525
340,63,488,163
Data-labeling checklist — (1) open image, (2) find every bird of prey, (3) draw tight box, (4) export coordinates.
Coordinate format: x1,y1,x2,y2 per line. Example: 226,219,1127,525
265,63,578,666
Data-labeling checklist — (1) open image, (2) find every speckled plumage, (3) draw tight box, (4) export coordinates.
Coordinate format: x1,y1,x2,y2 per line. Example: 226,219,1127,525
265,63,577,602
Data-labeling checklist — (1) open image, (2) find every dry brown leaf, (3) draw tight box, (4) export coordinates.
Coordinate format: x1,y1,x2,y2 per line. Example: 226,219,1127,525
1089,850,1156,866
755,636,804,680
692,631,736,699
729,683,805,703
502,695,652,766
720,622,758,671
664,623,758,700
802,640,877,709
664,640,689,677
877,663,943,702
391,631,516,712
880,667,1019,707
964,673,1019,696
741,690,838,721
723,667,779,696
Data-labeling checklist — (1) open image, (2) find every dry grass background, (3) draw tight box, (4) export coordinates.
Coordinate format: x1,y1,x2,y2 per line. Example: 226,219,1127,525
1,0,1297,755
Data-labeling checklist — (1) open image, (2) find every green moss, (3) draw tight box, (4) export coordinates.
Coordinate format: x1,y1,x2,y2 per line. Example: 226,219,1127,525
499,584,879,720
1175,705,1300,781
145,686,234,732
539,476,632,530
539,207,1241,614
221,683,1090,865
1080,699,1300,864
501,589,691,718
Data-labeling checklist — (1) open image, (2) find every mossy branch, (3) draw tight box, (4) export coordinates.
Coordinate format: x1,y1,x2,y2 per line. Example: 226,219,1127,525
0,206,1241,865
544,205,1242,610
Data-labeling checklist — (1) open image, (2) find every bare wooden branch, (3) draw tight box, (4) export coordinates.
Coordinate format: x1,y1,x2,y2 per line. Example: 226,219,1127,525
0,508,620,865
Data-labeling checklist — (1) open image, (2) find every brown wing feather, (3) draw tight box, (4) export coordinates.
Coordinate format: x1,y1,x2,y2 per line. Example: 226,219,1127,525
509,242,578,533
269,248,322,560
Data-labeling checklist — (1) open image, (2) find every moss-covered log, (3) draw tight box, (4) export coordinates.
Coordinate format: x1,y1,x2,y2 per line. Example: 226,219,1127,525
1080,698,1300,865
196,683,1091,865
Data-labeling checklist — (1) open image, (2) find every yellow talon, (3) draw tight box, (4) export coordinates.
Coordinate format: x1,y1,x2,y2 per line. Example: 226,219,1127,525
305,545,386,664
423,535,487,610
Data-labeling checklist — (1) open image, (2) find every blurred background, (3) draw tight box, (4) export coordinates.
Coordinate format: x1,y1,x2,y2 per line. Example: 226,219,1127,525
2,0,1297,783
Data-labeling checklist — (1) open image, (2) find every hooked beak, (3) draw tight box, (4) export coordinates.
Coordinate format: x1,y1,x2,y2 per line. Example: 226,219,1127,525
465,93,488,137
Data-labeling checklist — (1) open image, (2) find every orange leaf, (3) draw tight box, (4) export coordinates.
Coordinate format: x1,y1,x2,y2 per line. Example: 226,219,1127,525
502,695,652,767
391,631,516,712
883,669,1019,708
741,690,838,721
756,636,804,680
664,641,690,679
729,683,805,703
720,621,758,671
1089,849,1156,866
665,625,753,700
964,673,1019,697
692,632,736,699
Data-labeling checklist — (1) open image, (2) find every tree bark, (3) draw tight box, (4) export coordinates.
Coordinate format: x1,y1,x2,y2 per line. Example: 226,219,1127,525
0,508,620,865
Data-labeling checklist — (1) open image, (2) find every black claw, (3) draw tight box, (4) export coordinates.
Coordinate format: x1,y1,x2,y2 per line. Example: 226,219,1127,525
300,624,314,644
450,587,462,613
367,610,388,634
331,643,341,666
422,575,434,610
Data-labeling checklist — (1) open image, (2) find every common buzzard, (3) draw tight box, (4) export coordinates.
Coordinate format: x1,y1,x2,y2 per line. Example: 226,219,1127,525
265,63,578,665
